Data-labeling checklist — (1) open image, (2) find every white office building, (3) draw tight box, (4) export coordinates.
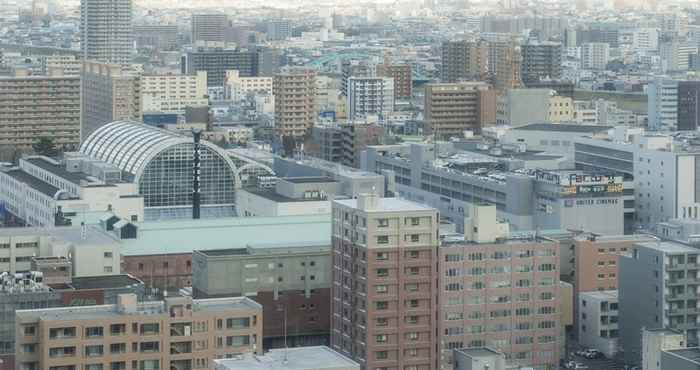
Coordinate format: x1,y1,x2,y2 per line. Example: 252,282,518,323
648,79,679,130
578,290,619,358
346,76,394,121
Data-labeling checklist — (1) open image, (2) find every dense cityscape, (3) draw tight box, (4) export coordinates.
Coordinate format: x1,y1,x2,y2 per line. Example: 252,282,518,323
0,0,699,369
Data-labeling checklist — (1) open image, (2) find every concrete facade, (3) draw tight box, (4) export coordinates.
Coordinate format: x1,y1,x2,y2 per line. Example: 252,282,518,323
424,82,493,139
80,0,133,65
578,290,619,358
274,68,316,138
141,72,209,114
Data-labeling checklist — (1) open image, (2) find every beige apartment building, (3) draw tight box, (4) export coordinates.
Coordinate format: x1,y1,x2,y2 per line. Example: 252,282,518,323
438,205,561,370
490,41,522,91
141,72,209,114
273,68,316,139
81,61,141,141
424,82,494,139
331,195,439,370
15,294,262,370
377,64,412,100
0,69,80,160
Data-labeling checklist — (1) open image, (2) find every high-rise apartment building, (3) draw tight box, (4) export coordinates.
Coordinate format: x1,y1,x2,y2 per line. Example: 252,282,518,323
438,205,561,370
424,82,494,138
521,41,562,85
15,294,263,370
441,40,488,83
678,81,700,131
133,25,178,50
81,61,141,141
183,48,259,87
619,241,700,365
273,68,316,138
141,72,209,114
80,0,133,65
581,42,610,70
377,64,412,100
0,70,80,160
660,39,698,72
346,77,395,121
490,41,522,90
331,195,439,370
192,14,228,44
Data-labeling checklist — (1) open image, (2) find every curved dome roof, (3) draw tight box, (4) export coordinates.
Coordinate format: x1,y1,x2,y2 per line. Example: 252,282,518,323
80,121,239,183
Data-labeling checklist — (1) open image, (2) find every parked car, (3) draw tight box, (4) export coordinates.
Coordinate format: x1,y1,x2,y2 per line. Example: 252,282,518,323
584,350,605,359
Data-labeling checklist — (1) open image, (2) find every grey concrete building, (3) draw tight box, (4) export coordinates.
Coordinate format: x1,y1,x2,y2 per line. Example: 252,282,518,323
182,48,259,87
679,81,700,131
133,25,178,50
192,13,228,44
80,61,141,141
192,243,331,349
80,0,133,65
521,41,563,86
619,241,700,365
362,143,625,235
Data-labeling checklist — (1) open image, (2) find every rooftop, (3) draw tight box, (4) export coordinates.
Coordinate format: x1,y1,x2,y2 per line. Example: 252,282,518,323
24,157,93,185
579,290,618,301
16,296,261,322
121,214,331,256
333,197,436,212
454,347,504,359
69,274,143,290
242,188,330,203
284,176,337,184
213,346,359,370
663,348,700,365
0,224,119,247
3,168,61,197
636,241,700,254
513,123,613,133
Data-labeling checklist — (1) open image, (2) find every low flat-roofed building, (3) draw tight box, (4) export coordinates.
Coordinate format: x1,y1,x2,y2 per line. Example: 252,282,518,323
662,347,700,370
643,328,686,370
193,242,331,349
578,290,619,358
15,294,263,370
236,176,341,217
213,346,359,370
453,347,506,370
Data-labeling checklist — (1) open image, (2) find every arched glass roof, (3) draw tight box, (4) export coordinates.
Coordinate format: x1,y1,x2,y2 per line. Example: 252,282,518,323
79,121,240,184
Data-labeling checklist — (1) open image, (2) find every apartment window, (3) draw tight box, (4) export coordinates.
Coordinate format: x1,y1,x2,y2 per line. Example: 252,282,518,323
376,318,388,327
49,346,76,357
376,301,389,310
376,268,389,277
226,318,250,329
406,348,418,357
410,234,419,242
140,360,159,370
85,345,104,357
110,362,126,370
407,299,419,308
22,344,36,353
49,327,76,339
139,342,159,353
376,252,389,260
377,218,389,227
85,364,103,370
226,335,250,347
85,327,103,338
23,325,36,336
405,283,419,292
410,217,420,226
445,254,463,262
376,334,387,343
377,235,389,244
406,315,419,324
110,343,126,354
104,252,113,258
140,323,159,335
376,351,388,360
107,324,125,338
375,285,388,293
406,267,420,275
406,332,419,341
407,250,419,258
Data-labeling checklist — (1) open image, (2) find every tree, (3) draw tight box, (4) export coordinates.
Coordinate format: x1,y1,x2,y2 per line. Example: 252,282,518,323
32,137,59,157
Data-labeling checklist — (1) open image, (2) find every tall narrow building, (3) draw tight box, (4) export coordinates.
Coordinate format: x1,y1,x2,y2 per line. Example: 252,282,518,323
81,61,141,141
441,40,488,83
678,81,700,131
331,194,439,370
80,0,133,65
490,41,523,90
273,67,316,139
